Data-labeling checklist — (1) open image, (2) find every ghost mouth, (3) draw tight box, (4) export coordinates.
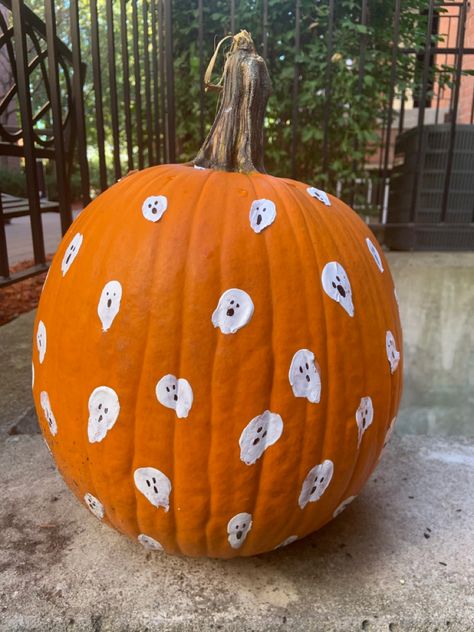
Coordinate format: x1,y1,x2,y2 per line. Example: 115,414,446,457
226,308,235,317
337,285,346,297
256,214,262,225
65,253,72,264
107,299,112,308
236,531,243,540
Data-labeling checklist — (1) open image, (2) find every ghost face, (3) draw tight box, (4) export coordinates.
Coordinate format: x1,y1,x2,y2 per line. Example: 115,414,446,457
98,280,122,332
306,186,331,206
211,288,254,334
155,374,193,419
249,198,277,233
61,232,83,276
239,410,283,466
84,492,104,520
289,349,321,403
333,495,357,518
36,320,46,364
386,330,400,373
40,391,57,436
134,467,171,511
138,534,164,551
87,386,120,443
321,262,354,317
227,512,252,549
298,459,334,509
366,237,384,272
355,396,374,448
142,195,167,222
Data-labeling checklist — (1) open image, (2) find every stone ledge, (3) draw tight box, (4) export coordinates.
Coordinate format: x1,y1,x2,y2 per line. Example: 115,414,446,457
1,433,473,632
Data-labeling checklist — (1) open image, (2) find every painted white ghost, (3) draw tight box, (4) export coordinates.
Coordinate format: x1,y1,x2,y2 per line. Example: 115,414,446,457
298,459,334,509
142,195,167,222
137,534,164,551
249,198,277,233
306,186,331,206
40,391,57,436
289,348,321,403
155,374,193,419
355,396,374,448
211,288,254,334
134,467,171,511
84,492,104,520
386,330,400,373
61,232,83,276
36,320,46,364
366,237,384,272
97,280,122,331
321,261,354,317
383,416,397,448
333,495,357,518
239,410,283,465
274,535,299,549
87,386,120,443
227,512,252,549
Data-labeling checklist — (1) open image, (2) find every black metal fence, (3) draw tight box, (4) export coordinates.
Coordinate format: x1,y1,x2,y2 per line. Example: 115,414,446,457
1,0,474,286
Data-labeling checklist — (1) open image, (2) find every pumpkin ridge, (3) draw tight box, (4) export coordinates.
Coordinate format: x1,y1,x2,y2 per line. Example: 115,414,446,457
241,174,277,544
321,201,373,501
204,172,234,556
309,192,372,511
38,202,102,516
172,168,215,556
128,168,197,546
325,200,394,500
260,175,323,538
280,181,335,534
337,208,394,478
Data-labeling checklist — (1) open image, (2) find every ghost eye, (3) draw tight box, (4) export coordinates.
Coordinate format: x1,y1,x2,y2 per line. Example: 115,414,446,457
299,366,303,373
336,276,341,282
148,203,152,208
236,303,240,308
98,403,102,409
166,387,170,392
230,300,234,305
332,281,336,288
257,426,262,433
235,524,239,530
146,480,151,487
172,385,176,390
242,523,246,528
305,362,309,369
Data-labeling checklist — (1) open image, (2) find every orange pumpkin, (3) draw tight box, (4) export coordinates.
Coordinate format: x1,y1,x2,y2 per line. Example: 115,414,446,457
33,31,402,558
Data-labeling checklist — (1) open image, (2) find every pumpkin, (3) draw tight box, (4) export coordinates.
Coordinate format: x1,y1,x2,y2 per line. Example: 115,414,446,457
32,31,402,558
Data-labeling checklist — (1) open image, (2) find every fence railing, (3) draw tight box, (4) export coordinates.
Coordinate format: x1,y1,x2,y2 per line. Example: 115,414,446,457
1,0,474,286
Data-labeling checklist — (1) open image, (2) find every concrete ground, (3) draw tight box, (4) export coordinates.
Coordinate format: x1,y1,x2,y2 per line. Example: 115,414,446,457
5,210,81,265
1,310,474,631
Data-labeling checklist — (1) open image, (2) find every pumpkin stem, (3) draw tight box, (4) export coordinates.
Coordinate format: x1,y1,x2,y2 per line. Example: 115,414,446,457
193,30,271,174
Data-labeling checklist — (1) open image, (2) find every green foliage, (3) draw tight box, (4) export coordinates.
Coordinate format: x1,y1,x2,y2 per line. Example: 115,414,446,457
18,0,470,205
